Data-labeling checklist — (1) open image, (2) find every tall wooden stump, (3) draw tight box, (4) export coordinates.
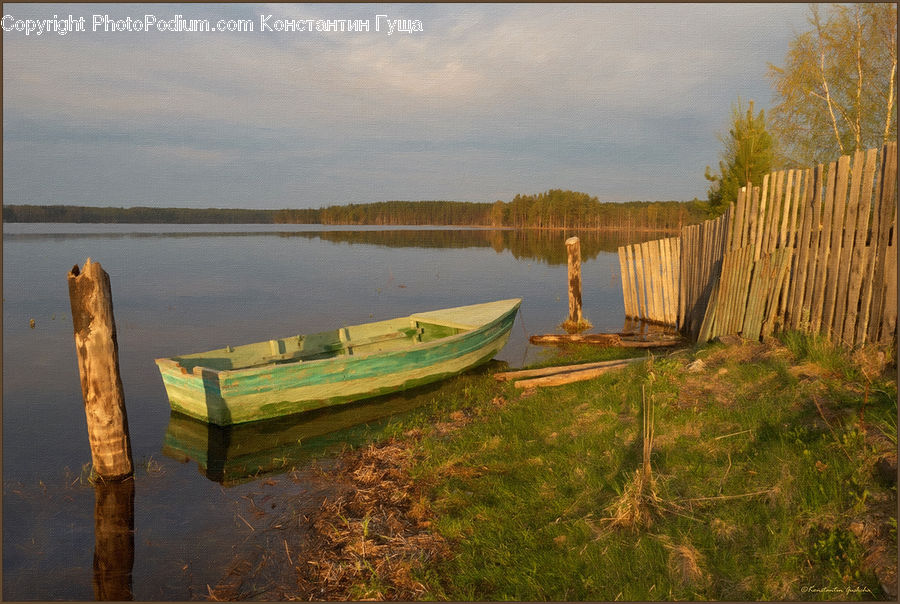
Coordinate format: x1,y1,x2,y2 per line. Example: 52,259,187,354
93,479,135,601
67,259,133,480
562,237,592,333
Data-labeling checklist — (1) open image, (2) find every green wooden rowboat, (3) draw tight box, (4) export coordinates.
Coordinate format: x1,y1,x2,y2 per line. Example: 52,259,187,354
155,298,521,425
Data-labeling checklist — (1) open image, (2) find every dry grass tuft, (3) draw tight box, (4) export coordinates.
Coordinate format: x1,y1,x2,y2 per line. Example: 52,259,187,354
605,468,662,530
666,542,709,588
293,438,451,601
710,517,737,541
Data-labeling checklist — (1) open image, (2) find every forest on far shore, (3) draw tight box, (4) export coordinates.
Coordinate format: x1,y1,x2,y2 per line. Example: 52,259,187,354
3,190,713,231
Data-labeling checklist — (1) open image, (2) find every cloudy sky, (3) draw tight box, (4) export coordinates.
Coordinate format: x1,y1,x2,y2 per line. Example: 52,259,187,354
3,3,812,209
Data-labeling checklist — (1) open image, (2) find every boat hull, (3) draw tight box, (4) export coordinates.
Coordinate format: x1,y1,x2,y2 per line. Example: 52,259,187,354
156,299,520,425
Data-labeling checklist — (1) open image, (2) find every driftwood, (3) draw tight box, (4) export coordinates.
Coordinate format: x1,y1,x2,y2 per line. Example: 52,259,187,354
494,357,644,382
528,333,681,348
513,360,640,389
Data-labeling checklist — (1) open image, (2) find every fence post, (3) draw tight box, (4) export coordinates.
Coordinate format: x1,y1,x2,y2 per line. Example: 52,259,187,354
67,258,133,481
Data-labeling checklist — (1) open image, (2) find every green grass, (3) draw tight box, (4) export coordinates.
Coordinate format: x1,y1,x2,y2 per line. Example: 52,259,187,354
375,334,897,601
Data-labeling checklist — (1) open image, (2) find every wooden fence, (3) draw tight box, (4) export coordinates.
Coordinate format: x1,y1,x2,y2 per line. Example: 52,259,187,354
618,143,897,348
617,236,680,325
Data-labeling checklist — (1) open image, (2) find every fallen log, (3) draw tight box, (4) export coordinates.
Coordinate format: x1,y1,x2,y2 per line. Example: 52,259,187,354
529,333,621,346
528,333,682,348
494,357,644,382
514,362,637,389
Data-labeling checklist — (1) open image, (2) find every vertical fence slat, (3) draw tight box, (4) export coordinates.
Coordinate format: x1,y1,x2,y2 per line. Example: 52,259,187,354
832,150,865,342
867,143,897,343
764,171,784,254
634,241,648,322
785,170,809,327
809,162,835,333
821,155,852,338
842,149,880,344
618,247,633,318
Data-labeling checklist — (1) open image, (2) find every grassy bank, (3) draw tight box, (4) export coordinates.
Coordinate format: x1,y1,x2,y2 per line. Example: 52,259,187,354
404,335,897,600
224,333,897,600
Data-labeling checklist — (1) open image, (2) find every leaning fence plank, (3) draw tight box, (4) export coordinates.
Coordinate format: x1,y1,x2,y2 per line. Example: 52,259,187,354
627,245,642,320
742,254,768,341
832,150,865,341
777,169,804,322
821,154,851,339
778,170,794,251
754,174,770,260
762,248,793,338
801,165,825,329
748,185,761,259
678,233,687,328
697,279,721,343
661,238,674,325
618,247,633,318
732,185,747,250
867,143,897,343
810,161,837,333
880,234,897,343
765,171,784,254
680,226,691,332
842,148,879,345
733,247,755,334
634,243,648,321
786,169,813,328
671,237,681,326
642,241,655,322
661,238,671,325
856,148,887,346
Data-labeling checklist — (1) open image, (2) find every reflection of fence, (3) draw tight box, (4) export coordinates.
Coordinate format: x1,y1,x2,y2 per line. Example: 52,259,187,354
619,143,897,348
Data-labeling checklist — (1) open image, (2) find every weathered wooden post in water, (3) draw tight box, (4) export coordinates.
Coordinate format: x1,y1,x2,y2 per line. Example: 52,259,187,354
562,236,592,333
67,259,133,480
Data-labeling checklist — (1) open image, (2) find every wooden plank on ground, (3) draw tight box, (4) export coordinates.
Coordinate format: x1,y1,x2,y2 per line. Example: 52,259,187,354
513,360,640,389
495,357,644,381
528,333,681,348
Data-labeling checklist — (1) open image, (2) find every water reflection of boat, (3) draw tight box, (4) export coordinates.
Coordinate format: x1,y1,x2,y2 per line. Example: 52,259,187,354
162,373,491,486
155,299,521,425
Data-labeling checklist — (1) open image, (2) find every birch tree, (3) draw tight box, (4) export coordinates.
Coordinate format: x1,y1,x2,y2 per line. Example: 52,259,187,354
768,3,897,166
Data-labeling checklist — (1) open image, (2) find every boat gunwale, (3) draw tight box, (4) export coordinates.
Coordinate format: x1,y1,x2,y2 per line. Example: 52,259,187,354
154,298,521,379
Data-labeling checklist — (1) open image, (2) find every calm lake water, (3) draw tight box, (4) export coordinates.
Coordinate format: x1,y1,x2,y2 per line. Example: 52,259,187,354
2,223,653,600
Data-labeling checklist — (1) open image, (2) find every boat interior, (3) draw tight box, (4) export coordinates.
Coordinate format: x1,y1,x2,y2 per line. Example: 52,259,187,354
169,315,470,373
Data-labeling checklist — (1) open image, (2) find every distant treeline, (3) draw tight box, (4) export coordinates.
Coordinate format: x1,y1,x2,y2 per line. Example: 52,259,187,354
1,205,319,224
499,191,711,231
4,191,712,231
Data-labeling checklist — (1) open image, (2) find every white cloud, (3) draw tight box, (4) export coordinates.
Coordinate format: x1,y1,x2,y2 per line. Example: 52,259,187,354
3,3,811,206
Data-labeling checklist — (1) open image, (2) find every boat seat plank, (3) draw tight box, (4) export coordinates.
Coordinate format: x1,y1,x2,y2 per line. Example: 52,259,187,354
259,328,421,364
